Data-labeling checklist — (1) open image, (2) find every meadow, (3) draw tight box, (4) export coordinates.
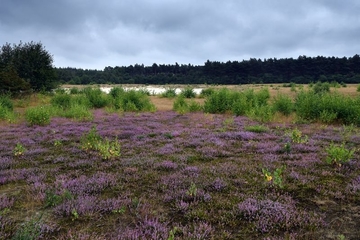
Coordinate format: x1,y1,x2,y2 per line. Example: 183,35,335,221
0,83,360,239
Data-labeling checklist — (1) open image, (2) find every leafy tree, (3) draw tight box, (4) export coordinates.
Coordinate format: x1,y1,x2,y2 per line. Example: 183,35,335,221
0,41,58,93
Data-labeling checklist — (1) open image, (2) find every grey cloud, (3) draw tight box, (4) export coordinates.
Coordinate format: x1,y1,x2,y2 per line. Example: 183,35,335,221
1,0,359,69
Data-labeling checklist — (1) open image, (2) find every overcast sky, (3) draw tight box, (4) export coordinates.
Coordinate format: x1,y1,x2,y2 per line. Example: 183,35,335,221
1,0,359,70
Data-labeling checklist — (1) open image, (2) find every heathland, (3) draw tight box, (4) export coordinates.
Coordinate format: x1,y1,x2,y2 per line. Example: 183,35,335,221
0,83,360,239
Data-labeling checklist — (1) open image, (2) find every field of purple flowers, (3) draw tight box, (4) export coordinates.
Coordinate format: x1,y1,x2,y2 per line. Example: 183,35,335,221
1,110,360,239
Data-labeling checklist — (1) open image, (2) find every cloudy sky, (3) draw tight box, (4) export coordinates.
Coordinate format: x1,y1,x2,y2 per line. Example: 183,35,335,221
1,0,359,70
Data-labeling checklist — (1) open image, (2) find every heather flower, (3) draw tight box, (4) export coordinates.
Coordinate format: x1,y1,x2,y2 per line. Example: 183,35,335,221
0,196,14,210
156,160,178,171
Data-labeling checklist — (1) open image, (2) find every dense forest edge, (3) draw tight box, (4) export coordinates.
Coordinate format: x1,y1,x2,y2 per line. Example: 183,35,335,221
57,55,360,85
1,41,360,95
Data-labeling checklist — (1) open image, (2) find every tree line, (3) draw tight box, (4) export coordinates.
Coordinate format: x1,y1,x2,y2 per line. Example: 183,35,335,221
1,41,360,96
57,55,360,85
0,41,58,94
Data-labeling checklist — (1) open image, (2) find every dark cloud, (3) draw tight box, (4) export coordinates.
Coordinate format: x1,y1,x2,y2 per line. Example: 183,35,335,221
1,0,359,69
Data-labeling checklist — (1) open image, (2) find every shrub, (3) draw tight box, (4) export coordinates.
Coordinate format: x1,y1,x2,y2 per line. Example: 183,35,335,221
357,84,360,92
111,90,155,112
272,93,293,116
50,93,72,109
59,104,93,121
181,86,196,98
232,94,250,116
83,87,110,108
173,95,188,114
69,87,80,94
246,104,275,123
0,103,16,122
199,88,215,98
313,81,330,94
25,106,51,126
188,100,203,112
203,88,234,114
109,87,125,99
0,95,13,111
161,88,177,98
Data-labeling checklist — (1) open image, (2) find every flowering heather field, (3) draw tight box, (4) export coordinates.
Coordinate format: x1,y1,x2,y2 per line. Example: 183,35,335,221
1,110,360,239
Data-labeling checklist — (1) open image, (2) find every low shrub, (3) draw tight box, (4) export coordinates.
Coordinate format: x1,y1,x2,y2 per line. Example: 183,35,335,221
161,88,177,98
50,93,72,109
111,90,155,112
25,106,51,126
325,143,355,167
272,93,293,116
83,87,110,108
0,95,13,111
181,86,196,98
199,88,215,98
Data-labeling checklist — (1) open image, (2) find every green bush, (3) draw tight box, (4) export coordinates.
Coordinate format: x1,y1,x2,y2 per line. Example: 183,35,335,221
173,95,188,114
161,88,177,98
25,106,51,126
313,81,330,94
110,89,155,112
109,87,125,99
83,87,110,108
204,88,234,114
357,85,360,92
69,87,80,94
181,86,196,98
59,104,93,121
232,94,250,116
50,93,72,109
0,95,13,111
188,100,203,112
199,88,215,98
295,90,360,125
246,104,275,123
272,93,293,116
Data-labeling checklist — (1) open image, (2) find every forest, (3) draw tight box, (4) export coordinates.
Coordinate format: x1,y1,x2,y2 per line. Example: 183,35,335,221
57,55,360,85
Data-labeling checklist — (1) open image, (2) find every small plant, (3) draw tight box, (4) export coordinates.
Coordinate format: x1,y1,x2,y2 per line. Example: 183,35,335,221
290,128,308,143
112,206,126,214
96,137,121,160
186,182,197,197
13,143,26,156
71,209,79,221
80,126,102,151
262,166,286,188
12,216,43,240
283,142,292,154
53,139,62,147
44,189,73,208
325,143,355,167
357,84,360,92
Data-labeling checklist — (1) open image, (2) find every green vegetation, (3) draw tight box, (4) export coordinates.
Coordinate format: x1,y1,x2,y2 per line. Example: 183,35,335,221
0,41,58,94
